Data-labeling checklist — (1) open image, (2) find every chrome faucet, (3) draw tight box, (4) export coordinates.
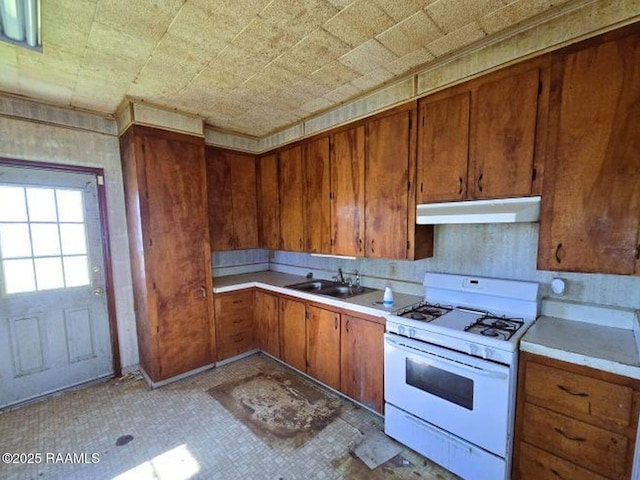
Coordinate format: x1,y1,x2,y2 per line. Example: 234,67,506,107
334,267,345,284
353,269,360,288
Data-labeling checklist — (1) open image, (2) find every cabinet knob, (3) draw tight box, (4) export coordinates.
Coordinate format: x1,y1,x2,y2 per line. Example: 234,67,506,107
200,286,207,298
554,427,586,443
477,173,484,193
635,245,640,260
370,239,375,254
458,177,463,196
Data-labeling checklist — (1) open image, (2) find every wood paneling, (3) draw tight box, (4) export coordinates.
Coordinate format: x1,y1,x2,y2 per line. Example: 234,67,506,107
340,314,384,413
257,153,281,250
331,126,365,256
279,146,305,252
304,136,331,253
279,297,306,372
417,92,470,203
120,125,214,382
255,290,280,358
538,30,640,275
306,305,341,390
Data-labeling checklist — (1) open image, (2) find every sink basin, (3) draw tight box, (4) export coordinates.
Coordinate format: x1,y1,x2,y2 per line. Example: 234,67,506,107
286,279,342,292
286,280,375,299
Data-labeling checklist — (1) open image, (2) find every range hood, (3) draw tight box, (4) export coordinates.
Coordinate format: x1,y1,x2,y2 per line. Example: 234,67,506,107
416,196,541,225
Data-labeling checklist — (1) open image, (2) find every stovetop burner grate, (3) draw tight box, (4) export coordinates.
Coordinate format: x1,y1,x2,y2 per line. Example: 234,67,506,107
464,314,524,341
395,302,453,322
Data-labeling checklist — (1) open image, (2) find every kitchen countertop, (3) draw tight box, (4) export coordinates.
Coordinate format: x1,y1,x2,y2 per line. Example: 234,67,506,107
213,271,423,319
521,300,640,379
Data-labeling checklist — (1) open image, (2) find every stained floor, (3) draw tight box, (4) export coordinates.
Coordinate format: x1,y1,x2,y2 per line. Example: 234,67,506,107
0,354,458,479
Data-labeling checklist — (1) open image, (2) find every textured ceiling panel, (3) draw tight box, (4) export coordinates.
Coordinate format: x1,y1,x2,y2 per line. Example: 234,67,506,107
0,0,632,137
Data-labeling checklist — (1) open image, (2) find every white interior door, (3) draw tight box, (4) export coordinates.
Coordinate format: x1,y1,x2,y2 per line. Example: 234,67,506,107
0,165,113,409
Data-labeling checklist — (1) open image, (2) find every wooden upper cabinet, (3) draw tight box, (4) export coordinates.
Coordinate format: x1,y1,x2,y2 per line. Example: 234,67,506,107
417,60,547,204
304,136,332,253
306,305,341,390
470,67,542,199
331,126,366,256
206,148,258,251
365,110,410,259
538,28,640,275
279,145,305,252
257,153,281,250
417,92,470,203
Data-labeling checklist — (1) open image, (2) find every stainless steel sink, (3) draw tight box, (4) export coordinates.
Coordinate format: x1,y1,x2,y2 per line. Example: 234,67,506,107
286,280,376,299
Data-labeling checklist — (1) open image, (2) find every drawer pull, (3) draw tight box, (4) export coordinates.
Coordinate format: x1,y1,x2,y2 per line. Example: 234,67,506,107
557,384,589,397
554,427,586,442
550,468,566,480
232,300,243,304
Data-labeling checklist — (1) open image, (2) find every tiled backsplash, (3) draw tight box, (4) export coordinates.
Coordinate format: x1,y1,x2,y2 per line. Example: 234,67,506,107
213,223,640,311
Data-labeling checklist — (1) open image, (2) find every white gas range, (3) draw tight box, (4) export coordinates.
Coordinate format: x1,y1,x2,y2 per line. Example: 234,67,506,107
384,273,539,480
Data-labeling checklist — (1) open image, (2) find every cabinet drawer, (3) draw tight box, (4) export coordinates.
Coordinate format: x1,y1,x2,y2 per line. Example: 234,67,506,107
219,329,255,360
522,403,627,478
518,441,609,480
215,291,254,321
525,361,633,427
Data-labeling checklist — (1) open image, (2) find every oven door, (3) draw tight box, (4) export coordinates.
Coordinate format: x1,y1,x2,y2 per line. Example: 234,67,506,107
384,333,510,457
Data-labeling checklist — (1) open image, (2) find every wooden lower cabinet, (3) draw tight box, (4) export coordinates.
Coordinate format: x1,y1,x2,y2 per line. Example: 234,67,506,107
214,290,256,361
513,352,640,479
341,314,384,413
279,297,306,372
306,304,341,390
255,290,280,358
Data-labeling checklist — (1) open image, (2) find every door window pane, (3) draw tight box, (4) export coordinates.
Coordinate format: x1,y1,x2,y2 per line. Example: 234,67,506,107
3,259,36,294
31,224,61,257
34,257,64,290
56,190,84,222
26,188,57,222
0,223,32,258
0,186,27,221
63,256,89,287
60,224,87,255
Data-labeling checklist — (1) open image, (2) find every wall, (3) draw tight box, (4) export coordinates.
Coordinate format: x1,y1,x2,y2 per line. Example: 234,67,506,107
213,223,640,312
0,96,138,372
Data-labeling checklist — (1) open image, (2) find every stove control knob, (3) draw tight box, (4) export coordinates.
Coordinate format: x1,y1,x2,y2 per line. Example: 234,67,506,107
483,348,493,359
408,328,416,338
469,344,479,356
398,325,406,336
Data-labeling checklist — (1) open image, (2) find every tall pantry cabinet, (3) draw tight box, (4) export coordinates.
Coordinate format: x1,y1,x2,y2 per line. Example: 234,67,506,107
120,125,215,383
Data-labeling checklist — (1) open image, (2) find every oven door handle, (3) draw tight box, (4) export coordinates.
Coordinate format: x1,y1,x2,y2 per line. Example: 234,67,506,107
386,336,509,380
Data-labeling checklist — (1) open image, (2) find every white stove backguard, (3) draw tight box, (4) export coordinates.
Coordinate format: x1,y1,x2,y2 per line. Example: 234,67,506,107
423,273,539,320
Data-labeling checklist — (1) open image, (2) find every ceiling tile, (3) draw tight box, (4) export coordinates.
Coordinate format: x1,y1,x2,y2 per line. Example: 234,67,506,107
86,22,156,63
43,0,95,55
339,39,397,75
309,61,361,89
386,48,435,75
350,66,395,90
94,0,183,41
372,0,436,22
323,0,395,47
324,82,362,102
376,10,443,56
259,0,339,39
192,0,272,39
300,96,335,115
166,3,231,56
232,18,300,63
426,0,505,33
480,0,572,34
273,28,351,77
427,22,487,57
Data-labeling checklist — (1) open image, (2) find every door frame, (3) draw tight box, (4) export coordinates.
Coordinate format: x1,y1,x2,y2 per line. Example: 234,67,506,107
0,157,121,377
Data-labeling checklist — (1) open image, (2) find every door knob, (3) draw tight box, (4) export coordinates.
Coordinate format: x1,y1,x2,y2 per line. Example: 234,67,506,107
94,287,104,296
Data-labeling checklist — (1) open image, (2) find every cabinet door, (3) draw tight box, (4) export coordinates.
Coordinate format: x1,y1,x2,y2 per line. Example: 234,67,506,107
257,153,281,250
538,33,640,275
279,146,305,252
304,136,331,253
331,126,365,256
417,92,470,203
341,315,384,413
206,148,235,250
306,305,341,390
365,110,410,259
279,297,306,372
215,290,255,361
255,290,280,359
143,133,213,380
470,68,540,199
230,152,259,250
